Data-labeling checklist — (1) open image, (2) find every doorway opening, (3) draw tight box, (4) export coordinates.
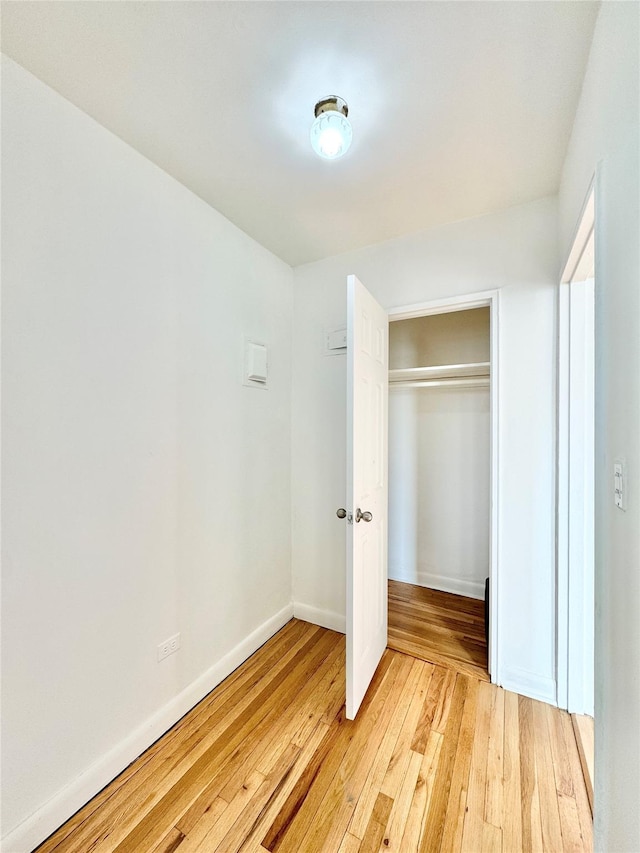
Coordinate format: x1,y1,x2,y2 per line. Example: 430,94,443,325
558,186,595,717
556,183,596,812
558,185,595,808
386,292,500,684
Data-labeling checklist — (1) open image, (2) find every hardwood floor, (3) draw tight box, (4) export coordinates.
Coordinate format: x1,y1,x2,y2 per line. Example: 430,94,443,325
572,714,594,816
388,580,489,681
35,619,592,853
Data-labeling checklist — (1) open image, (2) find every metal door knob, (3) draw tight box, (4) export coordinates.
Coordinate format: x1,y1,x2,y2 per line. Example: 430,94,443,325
336,508,347,519
355,508,373,523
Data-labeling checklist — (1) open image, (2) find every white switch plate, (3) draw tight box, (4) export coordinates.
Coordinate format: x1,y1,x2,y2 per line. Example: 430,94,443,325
614,460,625,510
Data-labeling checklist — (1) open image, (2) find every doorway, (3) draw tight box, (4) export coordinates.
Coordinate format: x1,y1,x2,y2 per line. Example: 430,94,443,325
386,291,500,683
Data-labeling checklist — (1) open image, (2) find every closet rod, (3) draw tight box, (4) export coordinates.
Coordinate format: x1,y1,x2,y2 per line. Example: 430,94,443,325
390,377,490,389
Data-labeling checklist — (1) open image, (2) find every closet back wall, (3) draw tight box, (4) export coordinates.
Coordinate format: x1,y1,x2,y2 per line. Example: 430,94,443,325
389,311,490,598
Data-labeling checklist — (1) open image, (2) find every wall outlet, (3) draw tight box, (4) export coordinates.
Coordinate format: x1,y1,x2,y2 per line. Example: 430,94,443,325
157,632,181,662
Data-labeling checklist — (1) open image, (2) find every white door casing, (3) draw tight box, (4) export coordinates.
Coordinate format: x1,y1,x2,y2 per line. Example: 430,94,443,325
558,184,595,715
346,274,389,720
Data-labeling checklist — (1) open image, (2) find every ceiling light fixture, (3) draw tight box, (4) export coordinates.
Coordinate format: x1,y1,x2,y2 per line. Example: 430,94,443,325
310,96,352,160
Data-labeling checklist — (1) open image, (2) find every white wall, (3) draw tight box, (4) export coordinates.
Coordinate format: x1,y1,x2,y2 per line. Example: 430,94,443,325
389,387,489,598
1,57,293,850
558,4,640,850
292,195,559,703
389,309,490,368
388,311,490,598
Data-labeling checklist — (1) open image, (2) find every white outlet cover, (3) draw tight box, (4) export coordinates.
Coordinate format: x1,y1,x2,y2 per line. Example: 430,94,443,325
158,632,181,661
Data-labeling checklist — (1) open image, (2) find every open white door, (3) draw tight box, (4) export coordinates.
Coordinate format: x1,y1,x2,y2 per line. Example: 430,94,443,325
345,274,388,719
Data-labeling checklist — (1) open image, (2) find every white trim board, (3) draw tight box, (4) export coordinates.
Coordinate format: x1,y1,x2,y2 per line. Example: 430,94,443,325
500,666,557,707
1,603,294,853
388,571,485,601
388,289,501,684
293,602,346,634
560,181,595,284
388,289,501,321
556,182,596,716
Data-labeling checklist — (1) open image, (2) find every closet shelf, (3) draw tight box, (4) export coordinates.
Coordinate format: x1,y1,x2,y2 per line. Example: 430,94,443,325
388,362,490,383
390,377,490,390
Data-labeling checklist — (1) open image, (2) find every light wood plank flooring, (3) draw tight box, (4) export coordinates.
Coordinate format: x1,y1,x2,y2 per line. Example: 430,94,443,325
572,714,594,816
388,580,489,681
35,619,591,853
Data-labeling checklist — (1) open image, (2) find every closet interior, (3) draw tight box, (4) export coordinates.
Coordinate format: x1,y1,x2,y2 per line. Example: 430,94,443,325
386,307,491,680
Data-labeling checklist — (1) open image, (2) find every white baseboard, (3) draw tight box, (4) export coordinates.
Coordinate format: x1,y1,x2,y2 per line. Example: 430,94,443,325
1,603,294,853
388,569,485,600
500,665,557,706
293,602,346,634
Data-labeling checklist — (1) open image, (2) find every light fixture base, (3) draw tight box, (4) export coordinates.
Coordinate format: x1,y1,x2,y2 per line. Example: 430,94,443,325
314,96,348,119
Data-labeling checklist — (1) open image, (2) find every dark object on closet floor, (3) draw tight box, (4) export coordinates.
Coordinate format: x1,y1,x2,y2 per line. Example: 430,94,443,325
484,577,490,646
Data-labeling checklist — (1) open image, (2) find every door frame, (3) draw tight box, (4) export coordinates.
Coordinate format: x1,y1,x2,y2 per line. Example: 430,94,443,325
557,183,595,715
387,289,501,683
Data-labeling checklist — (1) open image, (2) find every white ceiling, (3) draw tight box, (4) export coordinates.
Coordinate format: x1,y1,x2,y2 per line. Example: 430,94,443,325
2,1,599,266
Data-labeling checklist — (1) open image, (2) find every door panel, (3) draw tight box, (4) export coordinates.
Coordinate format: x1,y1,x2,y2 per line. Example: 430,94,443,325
346,275,388,719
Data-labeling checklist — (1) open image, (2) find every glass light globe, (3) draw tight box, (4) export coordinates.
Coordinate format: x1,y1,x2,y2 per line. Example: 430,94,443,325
310,108,353,160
